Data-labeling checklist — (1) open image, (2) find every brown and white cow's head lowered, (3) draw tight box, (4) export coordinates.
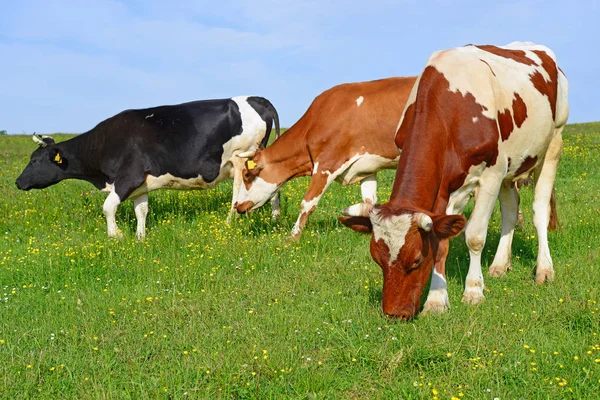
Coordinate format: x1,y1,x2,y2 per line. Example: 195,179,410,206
340,204,465,320
235,149,280,213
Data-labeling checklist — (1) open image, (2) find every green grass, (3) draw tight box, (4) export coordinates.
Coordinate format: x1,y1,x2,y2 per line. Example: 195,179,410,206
0,124,599,399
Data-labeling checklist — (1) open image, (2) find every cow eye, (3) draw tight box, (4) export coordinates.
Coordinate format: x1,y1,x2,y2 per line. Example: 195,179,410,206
413,256,422,265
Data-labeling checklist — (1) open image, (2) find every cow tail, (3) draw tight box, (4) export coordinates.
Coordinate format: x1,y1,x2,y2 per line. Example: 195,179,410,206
254,97,280,148
548,187,560,231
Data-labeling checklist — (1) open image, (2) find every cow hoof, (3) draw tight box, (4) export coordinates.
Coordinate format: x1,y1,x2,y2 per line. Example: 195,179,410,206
108,230,124,240
422,300,449,315
271,211,281,220
535,269,554,285
286,234,301,244
488,264,510,278
462,289,485,305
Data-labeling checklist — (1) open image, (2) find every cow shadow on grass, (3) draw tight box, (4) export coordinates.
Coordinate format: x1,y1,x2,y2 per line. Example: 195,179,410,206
445,227,538,283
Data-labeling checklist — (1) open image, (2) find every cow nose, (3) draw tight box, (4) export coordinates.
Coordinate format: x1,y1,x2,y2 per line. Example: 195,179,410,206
15,179,23,190
236,201,254,214
383,305,417,321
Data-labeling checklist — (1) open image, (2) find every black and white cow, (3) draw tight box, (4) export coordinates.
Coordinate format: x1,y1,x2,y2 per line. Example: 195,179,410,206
15,96,280,240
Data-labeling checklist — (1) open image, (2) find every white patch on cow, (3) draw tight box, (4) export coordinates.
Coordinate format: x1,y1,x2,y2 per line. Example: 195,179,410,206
335,153,399,186
144,173,213,191
236,176,278,211
447,161,487,215
356,96,364,106
312,162,319,175
101,183,115,193
228,96,267,165
370,210,412,264
145,113,154,119
472,117,478,123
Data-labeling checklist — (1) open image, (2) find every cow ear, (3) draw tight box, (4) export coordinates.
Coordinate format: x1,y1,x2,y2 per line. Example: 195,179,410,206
338,216,373,233
432,214,466,239
49,148,67,168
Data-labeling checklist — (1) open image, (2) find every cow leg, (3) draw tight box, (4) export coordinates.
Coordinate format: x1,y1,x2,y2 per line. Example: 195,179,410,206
488,184,519,277
532,130,563,284
422,239,450,314
270,190,281,219
290,169,335,239
103,191,123,239
227,157,245,224
360,174,377,204
462,175,503,304
134,194,149,241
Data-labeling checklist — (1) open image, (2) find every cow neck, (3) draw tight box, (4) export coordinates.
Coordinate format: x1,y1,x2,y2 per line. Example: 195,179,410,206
386,127,453,215
263,126,312,184
59,133,109,188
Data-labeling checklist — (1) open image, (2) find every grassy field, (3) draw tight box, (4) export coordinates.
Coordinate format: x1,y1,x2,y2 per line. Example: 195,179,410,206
0,123,599,399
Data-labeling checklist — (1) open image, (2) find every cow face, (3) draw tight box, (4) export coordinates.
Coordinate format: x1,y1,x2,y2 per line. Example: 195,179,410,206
340,205,465,319
235,149,279,213
16,136,67,191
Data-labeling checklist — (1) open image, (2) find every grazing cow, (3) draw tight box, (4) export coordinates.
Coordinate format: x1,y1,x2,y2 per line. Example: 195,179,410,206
235,77,417,239
341,42,569,319
16,96,280,240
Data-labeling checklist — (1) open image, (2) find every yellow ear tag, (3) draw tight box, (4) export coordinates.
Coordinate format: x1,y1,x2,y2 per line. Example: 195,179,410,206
54,153,62,164
247,160,256,170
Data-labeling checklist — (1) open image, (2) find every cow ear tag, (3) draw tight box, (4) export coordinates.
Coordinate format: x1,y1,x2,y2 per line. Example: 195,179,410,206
247,160,257,170
54,153,63,164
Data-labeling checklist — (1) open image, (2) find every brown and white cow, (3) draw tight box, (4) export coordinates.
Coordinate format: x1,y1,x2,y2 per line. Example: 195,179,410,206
341,42,569,319
235,77,417,239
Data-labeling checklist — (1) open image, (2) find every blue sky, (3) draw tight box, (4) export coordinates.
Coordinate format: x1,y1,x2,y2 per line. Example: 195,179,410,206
0,0,597,133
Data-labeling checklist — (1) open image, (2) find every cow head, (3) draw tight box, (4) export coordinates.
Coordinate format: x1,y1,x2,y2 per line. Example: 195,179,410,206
340,203,465,320
235,148,279,213
16,135,68,191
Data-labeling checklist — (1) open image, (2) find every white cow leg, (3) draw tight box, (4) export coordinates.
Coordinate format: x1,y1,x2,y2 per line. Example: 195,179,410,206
134,194,149,241
227,158,244,224
103,191,123,238
423,240,450,314
488,184,519,277
291,169,336,239
360,174,377,204
533,130,563,284
462,176,502,304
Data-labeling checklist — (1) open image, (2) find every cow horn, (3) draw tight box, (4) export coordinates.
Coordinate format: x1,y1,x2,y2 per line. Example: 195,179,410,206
32,134,47,147
237,149,257,159
415,212,433,231
342,202,374,217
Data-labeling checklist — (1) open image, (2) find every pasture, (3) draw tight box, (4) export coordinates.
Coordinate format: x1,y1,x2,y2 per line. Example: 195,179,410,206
0,123,599,399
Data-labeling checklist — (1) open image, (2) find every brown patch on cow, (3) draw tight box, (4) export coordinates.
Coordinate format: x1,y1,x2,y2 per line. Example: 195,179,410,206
395,102,415,149
389,65,500,211
530,50,558,120
497,108,514,141
512,93,528,128
476,45,537,66
479,59,496,76
548,188,560,231
514,156,538,177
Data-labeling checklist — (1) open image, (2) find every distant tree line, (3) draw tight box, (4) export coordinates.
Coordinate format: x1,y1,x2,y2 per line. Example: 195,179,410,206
0,130,7,135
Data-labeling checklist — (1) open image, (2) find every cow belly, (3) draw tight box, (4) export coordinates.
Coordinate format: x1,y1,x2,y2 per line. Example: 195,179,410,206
337,153,399,186
145,173,216,191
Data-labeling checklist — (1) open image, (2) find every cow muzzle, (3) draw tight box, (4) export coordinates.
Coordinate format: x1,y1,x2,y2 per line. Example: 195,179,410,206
235,200,255,214
15,178,30,191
